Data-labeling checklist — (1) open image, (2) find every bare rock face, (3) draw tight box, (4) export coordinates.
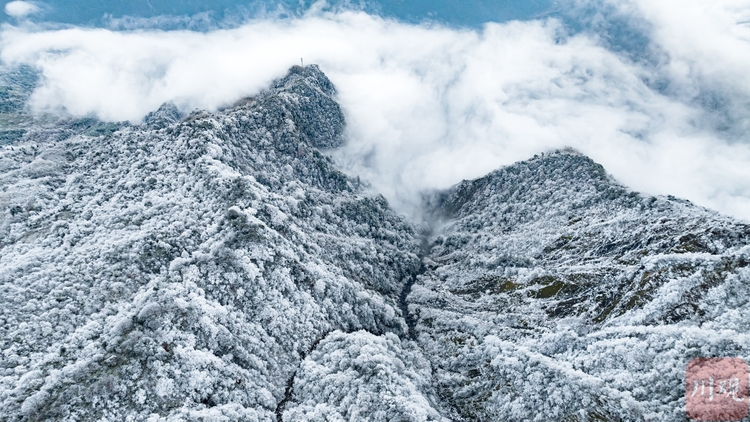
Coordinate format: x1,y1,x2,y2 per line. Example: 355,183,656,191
1,66,750,421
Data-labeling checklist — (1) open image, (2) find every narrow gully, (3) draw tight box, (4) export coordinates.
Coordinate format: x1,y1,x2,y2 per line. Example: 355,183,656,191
274,331,331,422
398,229,433,341
276,230,434,420
398,263,424,341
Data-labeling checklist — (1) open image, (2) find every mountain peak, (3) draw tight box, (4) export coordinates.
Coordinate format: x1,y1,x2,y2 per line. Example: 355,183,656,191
434,148,619,219
273,64,337,97
265,64,345,149
143,102,183,128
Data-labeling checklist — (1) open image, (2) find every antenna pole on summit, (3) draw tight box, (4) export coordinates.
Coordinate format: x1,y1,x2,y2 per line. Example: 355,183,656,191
301,58,304,67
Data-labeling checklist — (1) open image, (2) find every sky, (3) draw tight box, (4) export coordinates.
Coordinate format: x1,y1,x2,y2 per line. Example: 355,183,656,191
0,0,559,28
2,0,750,221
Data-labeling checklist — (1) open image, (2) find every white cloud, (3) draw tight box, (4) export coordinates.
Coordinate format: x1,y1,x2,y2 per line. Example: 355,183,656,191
4,1,39,18
1,1,750,221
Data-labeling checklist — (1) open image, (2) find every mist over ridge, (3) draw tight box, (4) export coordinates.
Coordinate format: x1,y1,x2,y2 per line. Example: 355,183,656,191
1,0,750,222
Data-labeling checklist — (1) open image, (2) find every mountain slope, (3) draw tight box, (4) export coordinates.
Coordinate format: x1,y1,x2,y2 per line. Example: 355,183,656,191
411,149,750,420
0,65,443,421
2,65,750,421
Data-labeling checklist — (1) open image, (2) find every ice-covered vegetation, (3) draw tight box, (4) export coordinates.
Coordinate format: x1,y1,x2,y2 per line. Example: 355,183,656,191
413,150,750,420
1,66,749,421
0,66,426,420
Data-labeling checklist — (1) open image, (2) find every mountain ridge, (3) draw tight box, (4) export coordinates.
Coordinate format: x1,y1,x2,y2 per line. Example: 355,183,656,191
412,148,750,420
0,65,432,421
1,65,749,421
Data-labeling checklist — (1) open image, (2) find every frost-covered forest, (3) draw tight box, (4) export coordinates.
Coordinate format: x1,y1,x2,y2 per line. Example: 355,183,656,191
1,66,749,421
415,151,750,420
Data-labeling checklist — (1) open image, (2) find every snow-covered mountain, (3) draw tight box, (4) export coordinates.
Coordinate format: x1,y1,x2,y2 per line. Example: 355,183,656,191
0,65,430,421
1,66,749,421
414,150,750,420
